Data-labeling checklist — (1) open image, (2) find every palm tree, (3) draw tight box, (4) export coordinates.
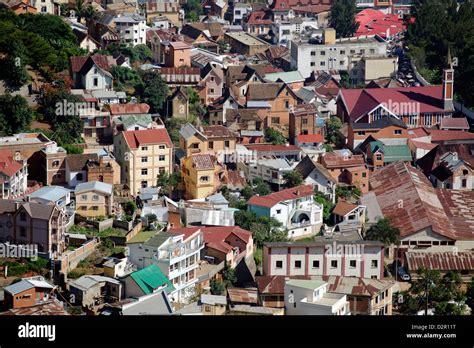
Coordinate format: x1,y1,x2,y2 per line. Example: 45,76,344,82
82,5,99,26
74,0,85,23
282,171,303,188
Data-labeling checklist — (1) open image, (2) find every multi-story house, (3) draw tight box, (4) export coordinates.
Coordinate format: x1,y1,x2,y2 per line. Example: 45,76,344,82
348,116,408,151
29,186,74,229
39,142,68,186
270,18,319,46
30,0,59,14
0,150,28,199
114,129,173,196
416,144,474,191
245,82,300,136
242,9,273,36
70,54,115,91
320,150,369,193
0,200,67,258
162,41,191,68
224,32,271,56
179,124,238,158
78,108,112,143
294,155,337,204
289,104,322,144
200,63,224,105
263,241,385,279
75,181,114,218
126,229,204,303
114,13,146,46
182,153,226,200
285,279,350,315
86,150,121,185
243,158,293,189
170,226,254,269
290,28,388,78
233,3,253,25
248,184,324,239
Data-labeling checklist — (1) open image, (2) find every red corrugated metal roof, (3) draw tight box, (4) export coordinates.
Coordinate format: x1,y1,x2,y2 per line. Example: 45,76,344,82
248,184,314,208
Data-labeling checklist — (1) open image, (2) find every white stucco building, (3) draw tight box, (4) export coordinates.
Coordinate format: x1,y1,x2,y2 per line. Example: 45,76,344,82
115,13,147,46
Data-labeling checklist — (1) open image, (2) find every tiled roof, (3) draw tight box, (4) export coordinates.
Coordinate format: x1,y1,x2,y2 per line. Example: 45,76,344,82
321,152,366,168
202,125,237,138
246,82,285,101
355,9,405,38
0,150,23,177
367,161,474,240
191,154,215,170
244,144,301,153
296,134,324,144
67,153,98,172
332,200,358,217
122,129,172,149
294,155,336,182
70,54,115,73
248,184,314,208
109,103,150,115
417,144,474,175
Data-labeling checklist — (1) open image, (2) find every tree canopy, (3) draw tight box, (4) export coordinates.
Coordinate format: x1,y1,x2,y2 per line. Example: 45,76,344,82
264,128,287,145
406,0,474,107
364,217,400,246
329,0,359,38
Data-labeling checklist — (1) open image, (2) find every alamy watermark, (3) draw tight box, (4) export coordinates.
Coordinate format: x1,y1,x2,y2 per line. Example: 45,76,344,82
0,243,38,260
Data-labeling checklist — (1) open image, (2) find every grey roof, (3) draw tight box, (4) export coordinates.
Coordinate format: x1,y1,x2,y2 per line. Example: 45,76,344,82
29,186,70,203
295,155,336,182
21,202,56,220
258,158,292,170
144,232,174,248
179,123,205,140
265,71,305,83
69,275,119,291
352,116,407,130
240,130,264,137
246,100,271,108
114,13,145,23
3,280,34,295
120,290,173,315
295,87,316,103
205,192,228,205
75,181,113,195
200,294,227,306
4,277,54,295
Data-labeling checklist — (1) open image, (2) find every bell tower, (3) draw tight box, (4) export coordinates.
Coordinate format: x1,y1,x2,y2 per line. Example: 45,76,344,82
442,48,455,111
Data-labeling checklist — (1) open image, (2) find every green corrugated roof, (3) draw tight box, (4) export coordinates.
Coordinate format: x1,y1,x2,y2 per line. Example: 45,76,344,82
369,141,412,163
286,279,326,290
130,264,174,295
265,71,304,83
118,114,152,129
126,231,156,244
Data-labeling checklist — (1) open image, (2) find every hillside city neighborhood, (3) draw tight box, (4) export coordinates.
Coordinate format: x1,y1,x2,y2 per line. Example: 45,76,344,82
0,0,473,317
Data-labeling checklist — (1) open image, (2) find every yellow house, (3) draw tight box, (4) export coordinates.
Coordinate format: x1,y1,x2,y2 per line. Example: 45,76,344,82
113,128,173,196
182,153,226,199
179,124,237,158
75,181,114,218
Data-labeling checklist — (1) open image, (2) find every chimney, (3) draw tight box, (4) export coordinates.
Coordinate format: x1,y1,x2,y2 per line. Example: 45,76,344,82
323,28,336,45
442,48,455,111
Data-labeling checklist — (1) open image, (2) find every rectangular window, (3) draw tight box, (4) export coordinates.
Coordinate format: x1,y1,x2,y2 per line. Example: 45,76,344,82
20,227,26,237
224,141,230,148
271,117,280,124
93,78,98,87
159,155,165,161
92,195,99,201
276,260,283,269
312,260,319,268
208,141,214,149
81,195,87,201
141,146,148,151
141,168,148,175
371,260,378,268
141,157,148,163
294,260,302,269
349,260,356,268
394,129,402,135
331,260,337,268
159,145,166,149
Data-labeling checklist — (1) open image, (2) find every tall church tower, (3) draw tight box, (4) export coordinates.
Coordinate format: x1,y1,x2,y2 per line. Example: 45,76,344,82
442,48,455,111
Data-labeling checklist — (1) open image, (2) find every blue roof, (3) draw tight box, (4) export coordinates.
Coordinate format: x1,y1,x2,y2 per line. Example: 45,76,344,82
316,118,326,127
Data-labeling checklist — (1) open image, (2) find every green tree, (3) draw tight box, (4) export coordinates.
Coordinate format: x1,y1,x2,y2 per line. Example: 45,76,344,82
264,128,287,145
252,177,272,196
326,116,342,144
282,171,303,188
210,279,225,295
0,94,34,136
234,210,287,247
183,0,203,19
466,277,474,313
364,217,400,246
329,0,359,38
139,71,169,113
314,191,334,222
156,171,181,197
222,265,237,287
